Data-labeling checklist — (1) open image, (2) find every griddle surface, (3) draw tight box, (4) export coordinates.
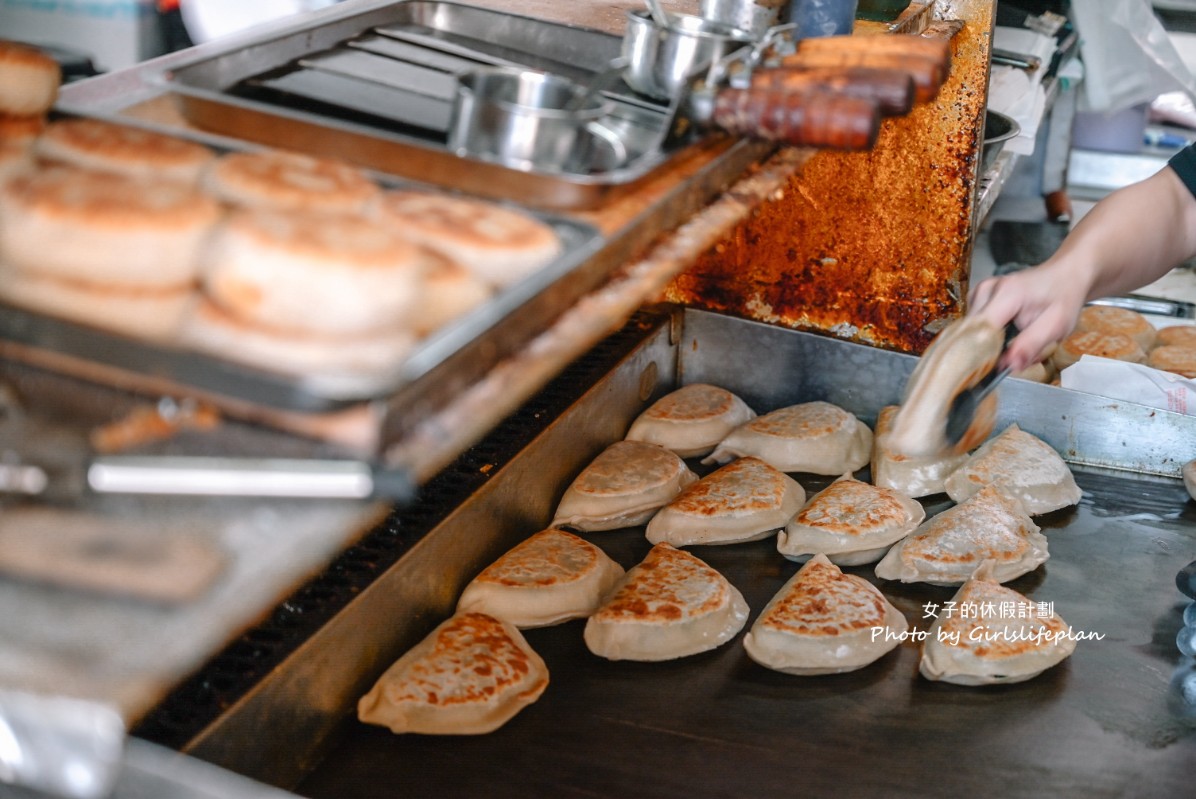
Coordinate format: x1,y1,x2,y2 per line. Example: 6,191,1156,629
298,470,1196,798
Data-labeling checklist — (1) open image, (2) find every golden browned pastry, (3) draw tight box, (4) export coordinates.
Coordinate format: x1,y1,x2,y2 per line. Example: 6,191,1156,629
920,561,1075,685
371,190,562,288
874,485,1048,586
200,208,428,336
36,118,215,184
703,400,873,474
1051,330,1145,372
1155,325,1196,349
645,456,805,547
0,139,33,183
584,543,749,661
202,150,381,213
626,383,757,458
0,167,221,287
456,528,625,628
0,41,60,116
551,440,698,532
943,424,1082,515
1074,304,1156,352
743,553,908,675
1146,344,1196,379
777,473,925,566
357,612,548,735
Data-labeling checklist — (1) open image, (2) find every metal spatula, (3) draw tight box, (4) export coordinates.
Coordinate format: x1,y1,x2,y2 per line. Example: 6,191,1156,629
944,323,1018,449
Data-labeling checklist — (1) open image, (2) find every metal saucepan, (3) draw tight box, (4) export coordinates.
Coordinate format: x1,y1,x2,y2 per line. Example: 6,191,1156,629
622,9,756,101
447,66,625,174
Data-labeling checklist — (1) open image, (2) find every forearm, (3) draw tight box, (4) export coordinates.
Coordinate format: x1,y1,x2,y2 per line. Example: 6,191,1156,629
1045,166,1196,301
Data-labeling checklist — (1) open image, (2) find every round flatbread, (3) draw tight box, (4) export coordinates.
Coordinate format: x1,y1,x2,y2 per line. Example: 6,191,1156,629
36,118,215,184
0,41,60,116
371,190,561,288
1074,305,1156,352
202,150,381,213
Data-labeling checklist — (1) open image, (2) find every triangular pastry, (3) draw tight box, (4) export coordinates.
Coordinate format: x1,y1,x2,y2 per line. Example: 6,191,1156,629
943,424,1081,515
456,528,625,628
871,405,967,498
874,485,1048,586
703,401,872,475
920,561,1076,685
358,612,549,734
886,316,1004,457
744,554,908,675
552,440,698,532
645,456,805,547
584,543,749,661
625,383,757,458
777,473,925,566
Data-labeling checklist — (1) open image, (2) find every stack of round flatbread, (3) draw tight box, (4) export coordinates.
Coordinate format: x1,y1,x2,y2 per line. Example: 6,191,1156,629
0,41,59,183
1143,323,1196,379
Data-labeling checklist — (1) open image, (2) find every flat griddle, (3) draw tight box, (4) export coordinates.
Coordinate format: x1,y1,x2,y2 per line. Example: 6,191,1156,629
163,309,1196,796
296,473,1196,799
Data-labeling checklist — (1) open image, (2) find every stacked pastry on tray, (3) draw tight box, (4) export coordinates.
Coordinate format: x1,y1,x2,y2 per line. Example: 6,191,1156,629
0,87,563,380
1052,304,1196,382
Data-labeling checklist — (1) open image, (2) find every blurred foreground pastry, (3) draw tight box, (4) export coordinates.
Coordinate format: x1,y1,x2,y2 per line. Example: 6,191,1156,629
36,118,215,184
0,41,60,116
358,612,548,734
744,553,907,675
920,561,1076,685
372,190,561,288
584,542,748,661
202,149,380,213
1146,344,1196,379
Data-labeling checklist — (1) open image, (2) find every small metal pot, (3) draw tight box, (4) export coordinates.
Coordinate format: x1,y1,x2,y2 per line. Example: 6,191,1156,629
448,67,617,174
622,10,755,101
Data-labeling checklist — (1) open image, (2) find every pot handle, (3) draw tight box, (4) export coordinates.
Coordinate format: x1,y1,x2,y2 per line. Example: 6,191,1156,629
779,50,944,104
709,86,880,150
749,65,915,116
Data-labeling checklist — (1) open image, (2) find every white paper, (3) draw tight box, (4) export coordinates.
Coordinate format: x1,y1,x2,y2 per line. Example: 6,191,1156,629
1060,355,1196,415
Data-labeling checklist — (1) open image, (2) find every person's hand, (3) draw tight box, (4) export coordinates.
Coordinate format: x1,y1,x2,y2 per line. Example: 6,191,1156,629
968,263,1089,373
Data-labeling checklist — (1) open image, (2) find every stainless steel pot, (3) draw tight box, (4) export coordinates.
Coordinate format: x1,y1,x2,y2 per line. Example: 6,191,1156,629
447,66,620,174
622,9,756,101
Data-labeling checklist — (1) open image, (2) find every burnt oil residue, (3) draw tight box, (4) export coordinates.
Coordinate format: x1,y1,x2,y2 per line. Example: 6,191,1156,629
662,2,994,356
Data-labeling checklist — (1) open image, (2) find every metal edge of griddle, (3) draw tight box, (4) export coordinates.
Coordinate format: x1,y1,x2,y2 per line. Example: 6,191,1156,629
173,313,681,789
151,0,693,210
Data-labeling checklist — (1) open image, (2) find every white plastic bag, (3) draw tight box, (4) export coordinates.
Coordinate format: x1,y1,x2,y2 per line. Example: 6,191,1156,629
1071,0,1196,112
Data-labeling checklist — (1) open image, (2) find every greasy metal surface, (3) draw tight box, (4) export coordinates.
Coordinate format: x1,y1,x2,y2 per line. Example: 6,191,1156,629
0,360,385,726
167,308,1196,795
662,0,996,354
159,1,709,210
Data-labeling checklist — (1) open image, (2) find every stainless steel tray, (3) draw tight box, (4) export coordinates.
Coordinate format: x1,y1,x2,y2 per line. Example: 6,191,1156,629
159,0,694,210
0,210,600,414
